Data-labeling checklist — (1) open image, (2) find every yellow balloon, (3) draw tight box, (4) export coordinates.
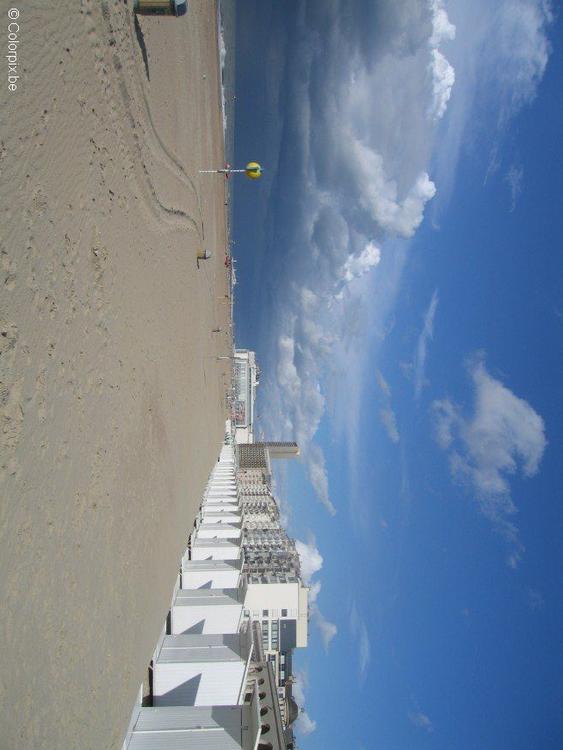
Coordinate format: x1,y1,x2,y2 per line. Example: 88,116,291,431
245,162,262,180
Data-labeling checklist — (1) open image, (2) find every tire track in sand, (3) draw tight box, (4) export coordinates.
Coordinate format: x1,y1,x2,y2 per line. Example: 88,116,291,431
80,0,202,238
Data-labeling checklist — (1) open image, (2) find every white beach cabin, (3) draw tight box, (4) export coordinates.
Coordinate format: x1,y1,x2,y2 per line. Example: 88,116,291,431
181,559,242,590
125,685,261,750
152,629,253,707
170,588,244,635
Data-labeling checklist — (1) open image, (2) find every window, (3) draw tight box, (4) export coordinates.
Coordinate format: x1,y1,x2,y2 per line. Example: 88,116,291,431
281,609,287,617
271,620,279,649
262,609,269,617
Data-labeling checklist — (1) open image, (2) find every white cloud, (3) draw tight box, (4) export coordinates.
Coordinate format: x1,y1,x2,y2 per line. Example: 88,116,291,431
349,602,371,681
295,710,317,736
375,368,400,444
409,710,434,733
272,331,335,515
312,606,338,650
261,0,553,525
491,0,553,123
380,407,400,444
375,369,392,398
277,334,301,400
433,0,553,212
261,4,447,512
433,355,547,554
295,539,323,584
293,669,317,736
429,49,456,120
428,2,456,120
295,539,337,649
307,443,336,516
340,242,381,283
414,289,439,399
308,579,322,604
430,0,457,47
505,164,524,211
349,137,437,238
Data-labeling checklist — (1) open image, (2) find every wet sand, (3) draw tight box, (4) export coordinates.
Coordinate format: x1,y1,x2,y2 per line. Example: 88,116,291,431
0,2,231,747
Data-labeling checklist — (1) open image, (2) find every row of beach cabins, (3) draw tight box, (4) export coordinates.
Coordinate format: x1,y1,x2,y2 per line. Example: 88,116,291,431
122,438,286,750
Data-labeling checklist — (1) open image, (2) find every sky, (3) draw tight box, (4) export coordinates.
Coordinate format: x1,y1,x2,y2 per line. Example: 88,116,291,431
231,1,563,748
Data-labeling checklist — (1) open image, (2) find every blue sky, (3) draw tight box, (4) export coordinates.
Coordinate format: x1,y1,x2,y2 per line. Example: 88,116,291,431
232,1,563,747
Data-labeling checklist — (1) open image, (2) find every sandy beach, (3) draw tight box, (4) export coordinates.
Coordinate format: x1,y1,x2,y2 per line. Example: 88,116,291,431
0,1,231,747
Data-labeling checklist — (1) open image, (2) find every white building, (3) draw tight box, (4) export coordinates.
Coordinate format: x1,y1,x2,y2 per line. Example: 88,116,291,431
244,581,308,694
122,437,301,749
152,630,253,707
125,694,261,750
181,559,242,590
233,350,260,444
190,538,242,561
170,588,245,635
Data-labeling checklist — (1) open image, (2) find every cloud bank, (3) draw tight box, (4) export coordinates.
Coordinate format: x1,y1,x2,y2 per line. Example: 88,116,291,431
260,0,552,520
262,0,458,511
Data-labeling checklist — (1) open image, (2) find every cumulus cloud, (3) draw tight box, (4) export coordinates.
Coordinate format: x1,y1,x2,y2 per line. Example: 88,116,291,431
428,1,456,120
261,1,451,512
274,331,335,515
433,355,547,554
340,242,381,283
429,49,456,120
349,602,371,680
308,579,322,604
259,0,551,521
277,334,301,400
293,669,317,736
430,0,456,47
295,539,323,583
295,710,317,736
414,289,439,399
350,139,437,238
296,539,337,649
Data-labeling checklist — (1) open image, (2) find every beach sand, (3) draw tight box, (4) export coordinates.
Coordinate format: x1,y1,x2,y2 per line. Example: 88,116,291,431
0,1,231,747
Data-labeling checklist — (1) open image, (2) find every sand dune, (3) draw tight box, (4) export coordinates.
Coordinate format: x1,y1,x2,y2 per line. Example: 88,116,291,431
0,1,231,747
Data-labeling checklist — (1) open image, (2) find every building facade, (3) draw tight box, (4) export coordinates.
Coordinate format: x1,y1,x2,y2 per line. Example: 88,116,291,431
233,349,260,444
235,443,308,710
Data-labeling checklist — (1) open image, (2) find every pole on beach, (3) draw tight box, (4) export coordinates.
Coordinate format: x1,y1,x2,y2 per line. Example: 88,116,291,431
199,169,247,174
199,162,263,180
